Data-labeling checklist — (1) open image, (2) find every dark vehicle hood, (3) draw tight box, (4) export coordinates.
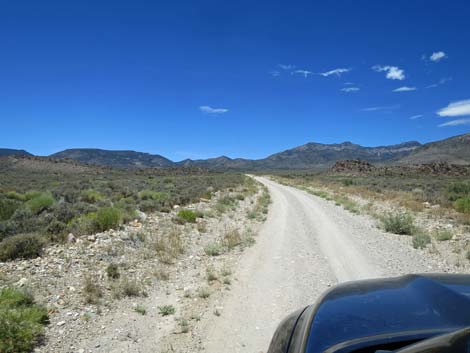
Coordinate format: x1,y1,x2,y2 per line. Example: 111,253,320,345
306,274,470,353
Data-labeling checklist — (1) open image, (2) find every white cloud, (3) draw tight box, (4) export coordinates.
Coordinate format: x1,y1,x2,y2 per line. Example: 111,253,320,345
341,87,360,92
393,86,417,92
320,68,351,77
437,99,470,117
292,70,314,78
344,82,354,85
361,105,400,112
426,77,452,89
430,51,447,62
439,118,470,127
372,65,405,80
278,64,295,70
409,115,423,120
199,105,229,114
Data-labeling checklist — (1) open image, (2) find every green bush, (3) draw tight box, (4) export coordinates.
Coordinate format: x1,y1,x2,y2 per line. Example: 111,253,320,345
381,212,416,235
138,190,168,201
67,213,97,236
81,189,104,203
204,243,223,256
26,193,55,214
454,197,470,214
0,234,45,261
158,305,175,316
435,230,453,241
412,232,431,249
95,207,122,232
448,182,470,201
0,198,20,221
5,191,27,201
176,209,197,223
0,288,48,353
106,263,120,279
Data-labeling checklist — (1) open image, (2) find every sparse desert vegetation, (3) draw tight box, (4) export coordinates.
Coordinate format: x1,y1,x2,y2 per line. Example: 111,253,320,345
0,159,268,353
275,167,470,265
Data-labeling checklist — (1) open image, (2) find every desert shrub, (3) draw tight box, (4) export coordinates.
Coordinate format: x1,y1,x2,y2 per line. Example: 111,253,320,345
381,212,416,235
112,278,144,298
158,305,175,316
106,263,120,279
81,189,104,203
5,191,27,201
176,209,197,224
448,182,470,201
204,242,223,256
67,213,97,236
0,198,20,221
151,229,184,264
82,276,103,304
46,220,67,236
197,287,210,298
0,234,45,261
435,230,453,241
454,197,470,214
412,232,431,249
138,190,168,201
95,207,122,232
215,196,237,213
224,229,242,249
0,288,48,353
134,305,146,315
26,193,55,214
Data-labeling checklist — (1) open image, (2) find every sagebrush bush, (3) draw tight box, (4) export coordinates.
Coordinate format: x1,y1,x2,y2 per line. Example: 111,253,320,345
412,232,431,249
454,197,470,214
95,207,122,232
0,233,45,261
81,189,104,203
176,209,197,223
67,213,97,236
381,212,416,235
106,263,120,279
204,242,223,256
138,190,168,201
0,198,20,221
26,193,55,214
0,287,48,353
82,276,103,304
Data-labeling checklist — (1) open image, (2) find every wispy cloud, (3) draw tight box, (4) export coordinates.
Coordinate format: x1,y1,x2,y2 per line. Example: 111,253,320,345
409,115,423,120
278,64,295,70
341,87,360,92
372,65,405,80
437,99,470,117
439,118,470,127
393,86,417,92
426,77,452,89
292,70,314,78
430,51,447,62
269,70,281,77
320,68,351,77
361,105,400,112
199,105,229,114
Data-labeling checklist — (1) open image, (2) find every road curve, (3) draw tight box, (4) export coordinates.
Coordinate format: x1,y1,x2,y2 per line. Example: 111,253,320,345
202,176,441,353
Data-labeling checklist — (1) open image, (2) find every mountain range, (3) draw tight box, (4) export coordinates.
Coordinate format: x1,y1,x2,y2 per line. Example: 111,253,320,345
2,133,469,170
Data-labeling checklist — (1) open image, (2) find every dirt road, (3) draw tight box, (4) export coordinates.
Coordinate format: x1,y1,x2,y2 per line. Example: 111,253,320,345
202,176,443,353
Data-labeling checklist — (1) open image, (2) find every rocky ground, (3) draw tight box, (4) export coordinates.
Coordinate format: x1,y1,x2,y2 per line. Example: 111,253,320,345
0,182,268,353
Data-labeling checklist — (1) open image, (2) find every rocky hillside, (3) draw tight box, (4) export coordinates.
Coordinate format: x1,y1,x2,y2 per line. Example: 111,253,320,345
0,148,32,157
3,133,470,170
50,148,174,169
397,133,470,165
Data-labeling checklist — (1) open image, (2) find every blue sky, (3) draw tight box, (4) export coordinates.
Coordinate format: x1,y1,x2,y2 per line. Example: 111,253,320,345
1,0,469,160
